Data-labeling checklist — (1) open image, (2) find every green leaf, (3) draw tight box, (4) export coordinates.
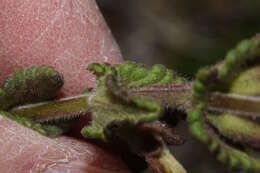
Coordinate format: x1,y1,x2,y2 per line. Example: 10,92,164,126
88,61,185,88
0,66,67,136
0,65,64,110
81,63,163,141
189,34,260,173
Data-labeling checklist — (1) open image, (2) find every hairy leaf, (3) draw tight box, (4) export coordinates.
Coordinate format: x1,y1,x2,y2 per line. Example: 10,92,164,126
0,65,67,136
81,62,188,173
88,61,186,88
0,65,64,110
189,34,260,172
81,63,163,141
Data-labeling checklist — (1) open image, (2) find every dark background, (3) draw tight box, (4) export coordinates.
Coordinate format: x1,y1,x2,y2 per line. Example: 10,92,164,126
96,1,260,172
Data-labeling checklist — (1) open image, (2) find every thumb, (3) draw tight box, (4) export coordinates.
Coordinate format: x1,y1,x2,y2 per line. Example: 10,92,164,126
0,0,129,172
0,0,122,95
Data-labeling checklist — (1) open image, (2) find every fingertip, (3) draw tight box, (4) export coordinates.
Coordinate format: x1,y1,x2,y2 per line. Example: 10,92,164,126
0,114,130,173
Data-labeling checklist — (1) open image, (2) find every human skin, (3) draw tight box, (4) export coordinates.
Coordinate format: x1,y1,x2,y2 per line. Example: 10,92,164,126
0,0,130,172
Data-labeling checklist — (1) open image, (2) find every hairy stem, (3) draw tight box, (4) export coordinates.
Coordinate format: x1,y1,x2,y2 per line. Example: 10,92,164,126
9,82,194,123
130,83,193,113
9,93,93,122
10,82,260,124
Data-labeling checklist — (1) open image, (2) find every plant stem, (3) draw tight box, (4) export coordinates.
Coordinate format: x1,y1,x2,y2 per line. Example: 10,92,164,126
9,93,94,122
10,81,260,123
9,82,194,123
208,92,260,120
145,144,187,173
130,83,193,113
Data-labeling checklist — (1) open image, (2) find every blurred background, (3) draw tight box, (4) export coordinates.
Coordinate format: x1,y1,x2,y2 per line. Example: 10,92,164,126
96,1,260,172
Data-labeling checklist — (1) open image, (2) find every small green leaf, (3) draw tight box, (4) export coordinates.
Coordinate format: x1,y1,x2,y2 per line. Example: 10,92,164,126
0,65,64,110
88,61,185,89
81,63,162,141
0,65,67,137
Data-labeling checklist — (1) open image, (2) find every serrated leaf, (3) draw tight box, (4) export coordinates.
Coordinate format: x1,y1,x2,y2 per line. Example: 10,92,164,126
87,61,192,113
81,64,162,141
81,62,188,173
189,34,260,173
88,61,185,88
